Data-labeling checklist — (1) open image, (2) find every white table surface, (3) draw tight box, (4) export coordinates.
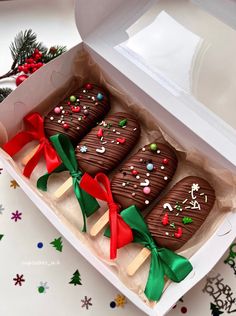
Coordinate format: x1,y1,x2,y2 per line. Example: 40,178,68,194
0,1,235,315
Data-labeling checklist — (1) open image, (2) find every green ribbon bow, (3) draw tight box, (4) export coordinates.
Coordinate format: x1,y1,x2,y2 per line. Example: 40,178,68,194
105,206,193,301
37,134,100,232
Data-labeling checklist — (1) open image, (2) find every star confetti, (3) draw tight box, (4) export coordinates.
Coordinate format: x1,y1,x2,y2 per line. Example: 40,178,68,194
50,237,63,252
13,274,25,286
37,282,49,294
115,294,127,308
11,210,22,222
0,234,4,241
0,204,4,214
10,180,19,189
81,296,92,310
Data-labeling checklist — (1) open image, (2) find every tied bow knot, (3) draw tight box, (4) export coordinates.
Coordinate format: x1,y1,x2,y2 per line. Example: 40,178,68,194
37,134,99,232
2,112,61,178
118,206,193,301
80,173,133,259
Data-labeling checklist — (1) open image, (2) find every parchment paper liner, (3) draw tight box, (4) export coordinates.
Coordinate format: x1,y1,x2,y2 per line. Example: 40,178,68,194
1,45,236,308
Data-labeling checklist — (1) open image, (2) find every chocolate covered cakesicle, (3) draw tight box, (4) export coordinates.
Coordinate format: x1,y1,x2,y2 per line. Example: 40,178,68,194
127,176,215,276
146,176,215,251
44,83,110,144
89,142,177,236
111,142,178,210
75,112,141,176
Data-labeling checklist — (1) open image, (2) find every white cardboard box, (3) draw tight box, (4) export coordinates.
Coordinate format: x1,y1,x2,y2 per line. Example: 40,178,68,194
0,1,236,315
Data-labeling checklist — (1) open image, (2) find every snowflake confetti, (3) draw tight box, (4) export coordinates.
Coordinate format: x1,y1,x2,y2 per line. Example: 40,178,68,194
37,282,49,294
81,296,92,309
192,183,200,192
0,204,4,214
10,180,19,189
11,210,22,222
79,145,88,153
115,294,127,308
13,274,25,286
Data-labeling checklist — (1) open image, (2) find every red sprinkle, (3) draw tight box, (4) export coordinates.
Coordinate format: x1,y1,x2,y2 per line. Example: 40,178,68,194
71,106,81,113
162,213,169,226
131,170,138,176
85,83,93,90
174,227,183,238
117,137,126,144
162,158,169,165
63,123,69,130
97,128,103,138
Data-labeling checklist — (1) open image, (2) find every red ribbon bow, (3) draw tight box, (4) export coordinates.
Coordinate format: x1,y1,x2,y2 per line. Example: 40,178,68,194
80,173,133,259
2,112,61,178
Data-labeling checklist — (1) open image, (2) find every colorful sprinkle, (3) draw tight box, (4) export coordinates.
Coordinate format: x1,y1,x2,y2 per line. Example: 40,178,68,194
116,137,126,144
54,106,61,114
96,93,103,101
97,128,103,138
174,227,183,238
143,186,151,195
182,217,193,224
96,146,106,154
146,163,154,171
38,282,49,294
63,123,69,130
162,158,169,165
150,143,157,151
37,242,43,249
119,118,127,127
85,83,93,90
79,146,88,153
69,95,77,103
162,213,169,225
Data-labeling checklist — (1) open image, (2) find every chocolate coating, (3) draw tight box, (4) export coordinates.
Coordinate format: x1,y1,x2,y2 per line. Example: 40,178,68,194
75,112,141,175
44,84,110,144
111,142,178,210
146,176,215,251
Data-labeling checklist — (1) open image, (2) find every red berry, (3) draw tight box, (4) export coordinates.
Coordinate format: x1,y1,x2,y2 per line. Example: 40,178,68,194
22,67,29,74
37,62,43,68
85,83,93,90
63,123,69,130
16,74,28,86
18,65,23,72
131,170,138,176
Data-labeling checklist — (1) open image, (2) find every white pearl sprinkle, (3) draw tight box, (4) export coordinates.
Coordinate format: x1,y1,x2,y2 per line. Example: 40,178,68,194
50,116,54,120
83,90,86,93
91,96,95,101
87,96,91,99
122,182,126,187
58,120,61,123
60,106,63,110
146,173,150,177
161,166,165,170
157,150,161,154
165,232,169,236
130,166,134,170
83,106,86,109
62,121,65,124
132,192,136,197
142,148,146,151
164,176,168,180
136,175,140,179
112,129,116,132
116,142,119,144
145,200,149,205
76,127,80,130
62,110,65,114
61,115,64,118
78,117,82,121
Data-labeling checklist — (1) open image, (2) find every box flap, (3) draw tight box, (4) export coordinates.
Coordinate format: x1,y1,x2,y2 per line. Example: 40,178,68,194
76,0,236,167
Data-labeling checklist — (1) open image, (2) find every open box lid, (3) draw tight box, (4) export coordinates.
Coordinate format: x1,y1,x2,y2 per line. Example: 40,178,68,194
75,0,236,168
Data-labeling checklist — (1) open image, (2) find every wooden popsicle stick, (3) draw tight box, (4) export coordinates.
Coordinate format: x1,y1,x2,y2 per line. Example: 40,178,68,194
54,177,73,199
21,144,40,166
90,210,109,236
127,248,151,276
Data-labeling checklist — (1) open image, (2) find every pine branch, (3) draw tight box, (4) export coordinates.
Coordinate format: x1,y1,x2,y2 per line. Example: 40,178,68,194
0,87,13,102
42,45,67,63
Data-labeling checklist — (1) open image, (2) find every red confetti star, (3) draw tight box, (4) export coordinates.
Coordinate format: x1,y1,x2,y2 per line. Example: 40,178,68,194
13,274,25,286
11,210,22,222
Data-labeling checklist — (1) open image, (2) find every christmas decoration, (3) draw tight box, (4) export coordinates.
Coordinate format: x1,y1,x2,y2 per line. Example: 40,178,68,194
210,303,224,316
37,282,49,294
0,87,13,102
0,29,66,84
69,270,82,286
81,296,92,309
115,294,127,308
10,180,19,189
11,210,22,222
16,74,28,86
50,237,63,252
13,274,25,286
0,234,4,241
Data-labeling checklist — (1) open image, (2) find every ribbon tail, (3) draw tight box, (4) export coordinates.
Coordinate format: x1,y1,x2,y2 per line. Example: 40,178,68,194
159,249,193,282
144,252,165,301
73,178,87,232
2,131,34,156
109,206,118,260
116,215,133,248
23,145,43,178
37,163,67,191
44,144,61,173
79,186,100,217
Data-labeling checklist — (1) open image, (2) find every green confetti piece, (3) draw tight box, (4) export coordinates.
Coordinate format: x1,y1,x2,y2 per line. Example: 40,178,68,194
50,237,63,252
69,269,82,286
119,118,127,127
0,234,4,241
182,217,193,224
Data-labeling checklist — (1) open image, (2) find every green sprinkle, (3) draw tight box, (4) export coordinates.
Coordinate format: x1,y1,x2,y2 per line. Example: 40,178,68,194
150,143,158,151
170,223,175,229
70,95,76,103
119,119,127,127
182,217,193,224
